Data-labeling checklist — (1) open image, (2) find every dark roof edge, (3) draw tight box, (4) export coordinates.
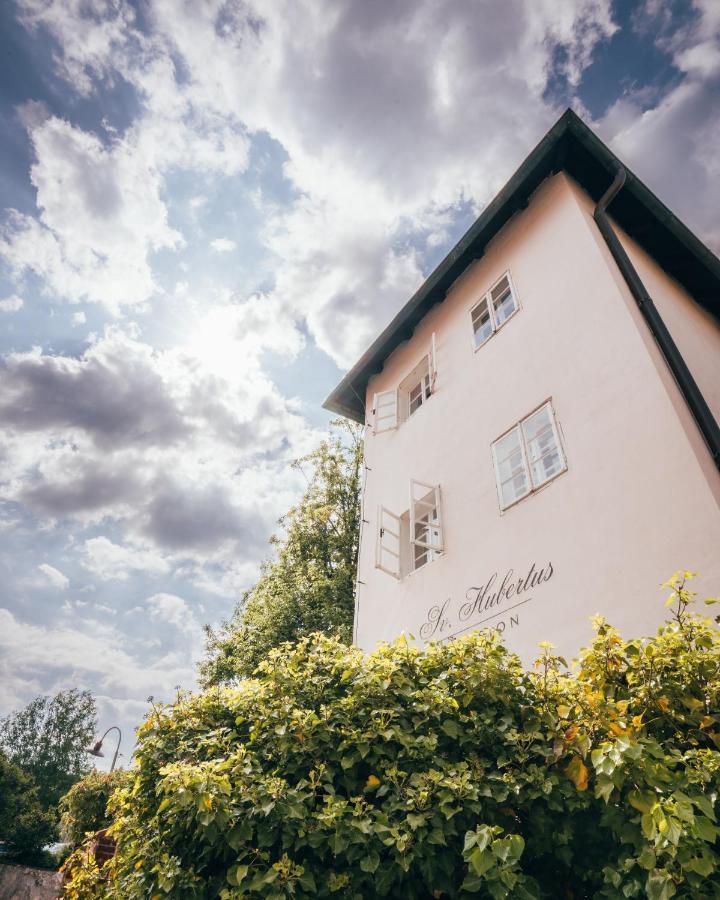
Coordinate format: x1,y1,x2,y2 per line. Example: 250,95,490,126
324,109,720,423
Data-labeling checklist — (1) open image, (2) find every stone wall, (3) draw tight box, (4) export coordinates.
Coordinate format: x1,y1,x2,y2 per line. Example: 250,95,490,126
0,863,62,900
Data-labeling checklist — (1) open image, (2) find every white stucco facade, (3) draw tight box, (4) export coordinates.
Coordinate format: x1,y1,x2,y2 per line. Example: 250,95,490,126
352,172,720,665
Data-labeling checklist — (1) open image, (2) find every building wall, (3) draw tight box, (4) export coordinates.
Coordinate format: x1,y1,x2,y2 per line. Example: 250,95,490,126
356,172,720,665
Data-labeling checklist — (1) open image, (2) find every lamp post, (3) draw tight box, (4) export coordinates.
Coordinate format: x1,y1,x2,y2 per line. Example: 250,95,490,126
86,726,122,772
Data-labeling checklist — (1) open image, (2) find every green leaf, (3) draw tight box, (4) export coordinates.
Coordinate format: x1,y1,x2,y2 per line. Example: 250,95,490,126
360,851,380,873
469,847,495,876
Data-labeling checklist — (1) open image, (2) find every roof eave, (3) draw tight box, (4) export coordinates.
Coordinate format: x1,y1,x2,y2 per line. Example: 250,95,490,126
324,109,720,423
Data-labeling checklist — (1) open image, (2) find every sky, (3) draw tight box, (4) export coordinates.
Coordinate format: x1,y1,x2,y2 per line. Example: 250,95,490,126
1,0,719,762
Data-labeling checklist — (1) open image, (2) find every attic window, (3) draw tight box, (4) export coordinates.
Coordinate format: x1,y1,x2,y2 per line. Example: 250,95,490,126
470,273,518,349
372,334,437,433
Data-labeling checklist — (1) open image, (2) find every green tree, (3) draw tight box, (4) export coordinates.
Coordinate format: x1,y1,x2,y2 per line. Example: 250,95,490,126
200,421,363,685
63,574,720,899
59,770,129,849
0,688,97,812
0,751,56,864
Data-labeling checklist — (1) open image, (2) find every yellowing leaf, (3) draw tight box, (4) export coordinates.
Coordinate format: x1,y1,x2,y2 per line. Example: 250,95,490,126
366,775,381,790
615,700,629,715
632,715,644,728
608,722,627,737
564,725,578,742
565,756,589,792
557,705,571,719
629,790,655,813
135,860,144,870
700,716,715,729
204,796,213,810
657,697,670,713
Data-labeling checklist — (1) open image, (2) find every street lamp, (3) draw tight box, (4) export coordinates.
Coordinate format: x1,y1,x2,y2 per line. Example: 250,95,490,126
87,726,122,772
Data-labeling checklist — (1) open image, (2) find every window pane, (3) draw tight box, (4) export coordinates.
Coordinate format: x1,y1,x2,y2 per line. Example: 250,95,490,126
494,426,530,507
471,298,493,347
409,381,424,415
522,405,564,487
414,543,428,569
494,426,522,463
492,277,517,326
501,470,529,507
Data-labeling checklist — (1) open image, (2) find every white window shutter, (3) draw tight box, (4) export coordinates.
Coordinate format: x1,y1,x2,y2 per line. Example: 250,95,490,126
430,332,438,391
409,479,444,552
373,390,398,433
376,506,402,578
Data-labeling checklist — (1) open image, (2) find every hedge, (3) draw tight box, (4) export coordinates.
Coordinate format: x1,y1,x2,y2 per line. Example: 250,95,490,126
65,573,719,898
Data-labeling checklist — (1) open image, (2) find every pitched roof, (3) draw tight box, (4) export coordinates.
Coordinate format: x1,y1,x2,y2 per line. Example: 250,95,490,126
324,108,720,423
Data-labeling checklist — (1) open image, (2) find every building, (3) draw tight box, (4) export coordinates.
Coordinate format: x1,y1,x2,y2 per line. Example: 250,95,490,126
324,109,720,664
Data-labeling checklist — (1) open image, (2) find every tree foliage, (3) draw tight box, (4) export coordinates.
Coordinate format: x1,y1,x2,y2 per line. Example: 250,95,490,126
59,770,129,849
200,421,363,685
0,751,56,864
63,574,720,898
0,688,97,813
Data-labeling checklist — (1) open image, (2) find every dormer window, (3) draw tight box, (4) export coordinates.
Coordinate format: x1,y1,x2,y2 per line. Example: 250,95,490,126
470,272,518,349
372,334,437,433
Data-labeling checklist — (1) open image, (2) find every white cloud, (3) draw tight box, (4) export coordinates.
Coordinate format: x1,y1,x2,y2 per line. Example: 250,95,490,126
80,536,170,581
147,592,199,634
12,0,618,362
37,562,69,590
0,318,315,593
72,310,87,326
0,295,24,313
0,115,183,311
210,237,237,253
0,606,199,746
597,0,720,252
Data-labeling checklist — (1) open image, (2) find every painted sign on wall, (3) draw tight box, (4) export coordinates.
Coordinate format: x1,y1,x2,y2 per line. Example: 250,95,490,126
418,561,554,641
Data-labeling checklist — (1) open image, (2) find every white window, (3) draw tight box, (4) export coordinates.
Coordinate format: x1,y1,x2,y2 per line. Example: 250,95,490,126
375,479,444,578
470,273,518,349
492,401,566,510
372,334,437,433
376,506,402,578
410,480,443,571
373,390,398,433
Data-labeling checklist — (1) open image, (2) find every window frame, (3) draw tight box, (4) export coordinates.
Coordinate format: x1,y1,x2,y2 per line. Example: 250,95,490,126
375,479,444,579
373,333,438,433
469,271,520,352
409,479,444,572
491,400,567,511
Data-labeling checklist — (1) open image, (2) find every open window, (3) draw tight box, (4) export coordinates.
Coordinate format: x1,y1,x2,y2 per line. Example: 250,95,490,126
373,390,398,433
375,479,444,578
372,334,437,432
470,273,518,349
376,506,402,578
410,480,443,571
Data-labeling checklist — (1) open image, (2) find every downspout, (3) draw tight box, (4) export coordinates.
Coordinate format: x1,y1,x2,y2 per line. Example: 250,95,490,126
594,168,720,472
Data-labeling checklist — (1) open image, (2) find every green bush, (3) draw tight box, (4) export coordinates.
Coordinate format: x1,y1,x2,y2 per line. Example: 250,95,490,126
59,770,128,848
67,574,719,898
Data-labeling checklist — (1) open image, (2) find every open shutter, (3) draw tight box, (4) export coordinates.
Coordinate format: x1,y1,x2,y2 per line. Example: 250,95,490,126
410,480,444,552
429,332,438,392
373,390,398,433
376,506,402,578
